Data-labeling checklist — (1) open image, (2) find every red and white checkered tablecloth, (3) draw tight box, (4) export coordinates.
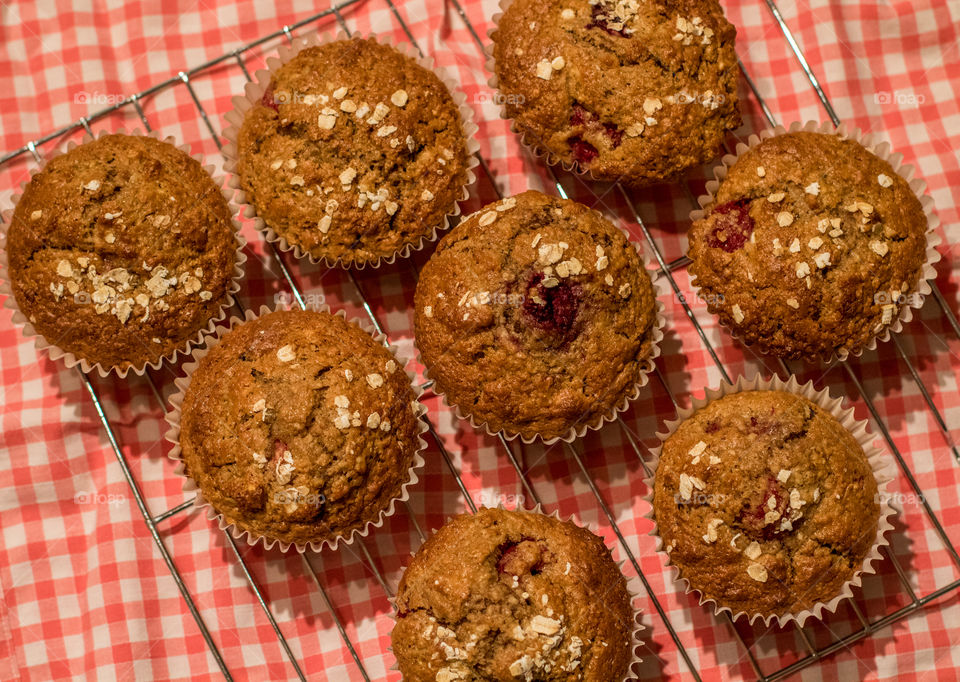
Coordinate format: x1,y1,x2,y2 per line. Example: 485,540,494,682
1,0,959,680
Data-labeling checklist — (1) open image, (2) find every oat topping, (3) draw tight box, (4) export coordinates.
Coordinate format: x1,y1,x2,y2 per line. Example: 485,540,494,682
877,173,893,188
535,59,554,80
276,345,296,362
746,563,768,582
673,14,714,45
732,304,744,323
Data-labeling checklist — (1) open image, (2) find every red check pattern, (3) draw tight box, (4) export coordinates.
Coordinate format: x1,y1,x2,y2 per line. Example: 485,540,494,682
1,1,959,680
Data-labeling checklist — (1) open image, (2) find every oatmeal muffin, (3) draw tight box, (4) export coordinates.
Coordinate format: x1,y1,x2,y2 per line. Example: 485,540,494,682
5,133,238,372
177,309,423,548
653,390,882,618
688,131,929,360
392,507,635,681
234,36,472,266
490,0,741,184
414,190,659,442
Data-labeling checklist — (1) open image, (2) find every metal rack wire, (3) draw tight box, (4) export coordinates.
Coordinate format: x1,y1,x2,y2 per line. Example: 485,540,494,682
2,1,959,680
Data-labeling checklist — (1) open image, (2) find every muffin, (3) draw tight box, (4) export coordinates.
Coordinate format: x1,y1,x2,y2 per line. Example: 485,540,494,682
174,308,424,549
232,36,473,266
4,133,239,373
414,190,660,442
688,130,930,360
652,389,883,620
490,0,741,184
392,507,635,681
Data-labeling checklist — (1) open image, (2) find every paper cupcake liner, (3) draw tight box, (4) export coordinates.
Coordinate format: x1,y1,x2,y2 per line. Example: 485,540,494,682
221,31,481,270
387,503,645,681
687,119,943,364
418,203,667,445
162,303,429,554
0,127,247,378
642,373,897,628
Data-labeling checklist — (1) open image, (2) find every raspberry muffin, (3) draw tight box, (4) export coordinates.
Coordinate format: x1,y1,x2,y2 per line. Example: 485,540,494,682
414,190,660,442
688,130,930,360
653,389,883,619
392,508,635,681
174,309,424,549
490,0,741,184
4,133,239,373
232,36,473,266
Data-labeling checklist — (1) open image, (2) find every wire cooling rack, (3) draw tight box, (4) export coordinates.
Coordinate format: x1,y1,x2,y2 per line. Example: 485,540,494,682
1,1,959,680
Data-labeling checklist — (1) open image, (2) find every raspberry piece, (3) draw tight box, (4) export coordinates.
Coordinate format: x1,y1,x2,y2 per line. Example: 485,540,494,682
569,105,623,150
603,122,623,148
587,5,630,37
272,439,288,461
260,83,279,112
704,420,721,434
569,137,599,165
706,200,754,253
740,475,788,537
496,539,548,576
522,272,581,336
570,104,591,127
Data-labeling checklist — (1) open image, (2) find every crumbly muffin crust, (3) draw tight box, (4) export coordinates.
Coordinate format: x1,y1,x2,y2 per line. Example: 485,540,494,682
236,37,470,266
392,508,634,681
653,390,881,617
688,131,929,359
179,309,421,547
491,0,741,184
414,190,658,441
6,134,238,370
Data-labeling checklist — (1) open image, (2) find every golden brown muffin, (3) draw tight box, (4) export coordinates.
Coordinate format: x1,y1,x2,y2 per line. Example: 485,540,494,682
6,133,238,372
235,37,471,266
687,131,929,360
491,0,741,184
178,309,422,547
653,390,881,618
392,508,635,681
414,190,659,442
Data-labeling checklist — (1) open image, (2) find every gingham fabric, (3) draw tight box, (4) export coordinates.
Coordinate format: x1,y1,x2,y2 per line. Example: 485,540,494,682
1,0,959,680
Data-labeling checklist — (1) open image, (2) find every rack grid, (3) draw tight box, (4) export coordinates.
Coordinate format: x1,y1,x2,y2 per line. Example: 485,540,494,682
2,1,959,680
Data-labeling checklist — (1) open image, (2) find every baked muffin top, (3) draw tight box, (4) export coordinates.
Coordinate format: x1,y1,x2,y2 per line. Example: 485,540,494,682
392,507,634,681
178,309,422,547
688,131,929,360
414,190,658,441
491,0,741,184
235,37,471,266
653,390,881,617
6,133,238,371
